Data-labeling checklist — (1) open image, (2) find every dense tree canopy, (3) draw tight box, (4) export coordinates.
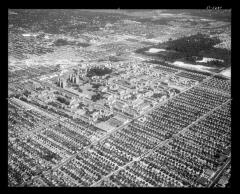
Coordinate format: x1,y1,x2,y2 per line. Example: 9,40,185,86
136,33,231,69
87,67,112,78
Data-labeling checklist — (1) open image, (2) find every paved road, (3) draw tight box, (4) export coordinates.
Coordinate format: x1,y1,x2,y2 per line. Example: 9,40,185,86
16,69,227,186
9,98,67,139
91,98,231,187
21,112,135,186
91,74,223,186
19,71,190,186
208,157,231,188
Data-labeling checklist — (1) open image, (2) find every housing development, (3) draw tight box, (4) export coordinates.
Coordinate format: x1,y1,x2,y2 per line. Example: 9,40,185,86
8,9,231,187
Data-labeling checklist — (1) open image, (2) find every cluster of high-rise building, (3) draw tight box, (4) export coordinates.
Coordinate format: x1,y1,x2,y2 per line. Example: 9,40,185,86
68,70,80,84
57,77,66,88
56,69,82,88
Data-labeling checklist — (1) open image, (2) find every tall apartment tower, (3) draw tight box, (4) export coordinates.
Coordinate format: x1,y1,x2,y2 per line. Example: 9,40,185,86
59,78,66,88
76,76,79,84
62,79,66,88
57,76,61,87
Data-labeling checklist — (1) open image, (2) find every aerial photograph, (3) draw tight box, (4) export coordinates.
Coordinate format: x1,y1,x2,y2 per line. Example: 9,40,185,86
8,9,231,187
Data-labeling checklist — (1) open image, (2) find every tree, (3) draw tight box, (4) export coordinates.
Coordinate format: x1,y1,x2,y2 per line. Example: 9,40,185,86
91,93,103,102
